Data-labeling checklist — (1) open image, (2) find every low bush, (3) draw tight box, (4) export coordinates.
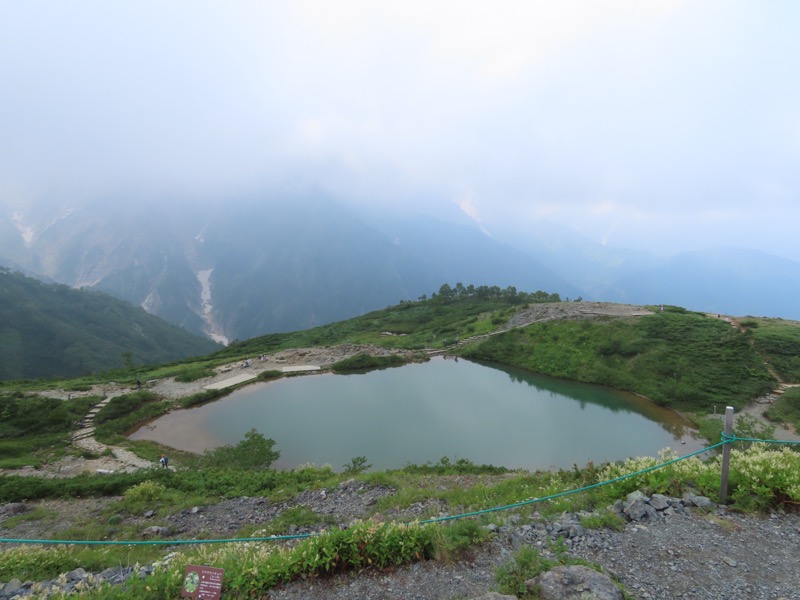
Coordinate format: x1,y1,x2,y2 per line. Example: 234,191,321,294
174,367,216,382
330,353,408,372
200,429,280,471
94,391,160,425
598,444,800,509
401,456,510,476
257,369,282,381
765,387,800,433
178,388,230,408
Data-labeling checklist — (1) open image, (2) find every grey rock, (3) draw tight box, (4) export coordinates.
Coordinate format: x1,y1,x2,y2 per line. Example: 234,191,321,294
528,565,623,600
470,593,517,600
98,566,133,585
1,579,24,596
568,524,585,538
624,498,658,522
683,493,714,508
510,529,526,550
3,503,29,516
66,567,88,581
648,494,670,511
142,525,170,537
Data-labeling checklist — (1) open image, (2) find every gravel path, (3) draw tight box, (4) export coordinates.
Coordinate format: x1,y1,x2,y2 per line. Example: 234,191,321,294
265,504,800,600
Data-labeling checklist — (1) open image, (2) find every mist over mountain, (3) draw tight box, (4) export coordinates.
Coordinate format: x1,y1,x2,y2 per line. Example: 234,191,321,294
604,248,800,319
1,193,797,346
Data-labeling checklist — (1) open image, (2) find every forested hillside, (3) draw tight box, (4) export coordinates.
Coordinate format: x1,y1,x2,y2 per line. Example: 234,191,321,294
0,269,220,380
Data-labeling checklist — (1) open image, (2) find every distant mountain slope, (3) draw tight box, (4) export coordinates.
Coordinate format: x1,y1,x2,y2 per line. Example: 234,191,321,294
606,248,800,318
0,196,578,342
2,195,798,343
0,269,221,380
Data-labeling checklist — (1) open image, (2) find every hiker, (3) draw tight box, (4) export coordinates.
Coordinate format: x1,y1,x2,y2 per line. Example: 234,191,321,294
160,454,168,468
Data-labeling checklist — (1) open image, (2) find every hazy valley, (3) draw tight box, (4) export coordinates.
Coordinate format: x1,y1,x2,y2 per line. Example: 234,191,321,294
2,195,798,350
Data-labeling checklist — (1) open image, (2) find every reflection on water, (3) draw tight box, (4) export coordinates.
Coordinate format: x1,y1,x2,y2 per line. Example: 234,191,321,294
130,357,703,471
489,360,696,440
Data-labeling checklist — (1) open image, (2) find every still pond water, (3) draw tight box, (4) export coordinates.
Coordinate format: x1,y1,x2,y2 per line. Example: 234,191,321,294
130,357,702,471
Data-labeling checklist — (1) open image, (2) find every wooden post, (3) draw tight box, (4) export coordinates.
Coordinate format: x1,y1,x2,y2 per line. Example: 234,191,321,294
719,406,734,504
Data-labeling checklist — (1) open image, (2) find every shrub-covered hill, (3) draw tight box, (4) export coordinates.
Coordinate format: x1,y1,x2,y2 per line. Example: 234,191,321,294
0,269,220,381
459,307,782,411
6,281,799,415
210,287,798,413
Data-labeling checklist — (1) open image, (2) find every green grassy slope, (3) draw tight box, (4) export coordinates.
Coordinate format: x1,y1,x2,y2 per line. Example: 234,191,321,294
460,307,778,411
0,269,220,381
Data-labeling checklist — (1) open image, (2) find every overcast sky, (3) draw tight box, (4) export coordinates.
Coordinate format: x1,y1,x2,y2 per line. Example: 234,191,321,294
1,1,798,260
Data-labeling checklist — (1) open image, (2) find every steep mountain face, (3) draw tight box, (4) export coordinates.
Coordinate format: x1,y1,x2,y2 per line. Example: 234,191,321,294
0,196,577,342
0,269,221,380
3,200,208,334
2,195,798,346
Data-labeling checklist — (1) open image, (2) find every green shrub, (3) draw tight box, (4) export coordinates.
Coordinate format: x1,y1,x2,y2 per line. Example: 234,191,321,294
257,370,282,381
494,546,556,598
201,428,280,470
0,393,94,438
432,518,488,562
174,367,215,382
124,480,169,503
342,456,372,475
579,509,626,531
330,353,408,372
765,387,800,433
402,456,509,475
95,391,160,424
179,388,230,408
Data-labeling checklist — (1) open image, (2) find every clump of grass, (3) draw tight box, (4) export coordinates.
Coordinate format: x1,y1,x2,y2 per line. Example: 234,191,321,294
330,353,408,372
579,509,626,531
765,387,800,433
174,367,216,382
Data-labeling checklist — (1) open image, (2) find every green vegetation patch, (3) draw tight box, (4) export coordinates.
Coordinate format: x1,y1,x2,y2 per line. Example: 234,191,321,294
461,310,775,411
748,318,800,382
174,366,216,382
0,392,98,468
94,391,171,441
0,392,95,438
211,283,561,360
493,545,603,599
765,387,800,433
330,353,410,372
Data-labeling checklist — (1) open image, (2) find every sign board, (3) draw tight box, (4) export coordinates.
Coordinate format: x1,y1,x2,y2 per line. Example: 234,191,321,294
180,565,224,600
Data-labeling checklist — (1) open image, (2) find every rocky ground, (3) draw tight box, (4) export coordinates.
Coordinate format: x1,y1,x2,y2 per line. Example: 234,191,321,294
3,302,800,598
3,485,800,599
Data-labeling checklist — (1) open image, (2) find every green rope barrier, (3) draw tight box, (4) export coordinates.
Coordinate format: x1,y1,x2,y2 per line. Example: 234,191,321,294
1,432,796,547
0,533,313,546
419,440,726,524
722,432,800,446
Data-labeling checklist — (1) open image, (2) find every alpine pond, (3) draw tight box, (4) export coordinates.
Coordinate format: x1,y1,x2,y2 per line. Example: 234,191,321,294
130,357,702,471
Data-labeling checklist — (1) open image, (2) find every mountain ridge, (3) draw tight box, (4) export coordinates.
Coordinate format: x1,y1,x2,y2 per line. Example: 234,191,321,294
0,268,220,380
2,194,798,344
